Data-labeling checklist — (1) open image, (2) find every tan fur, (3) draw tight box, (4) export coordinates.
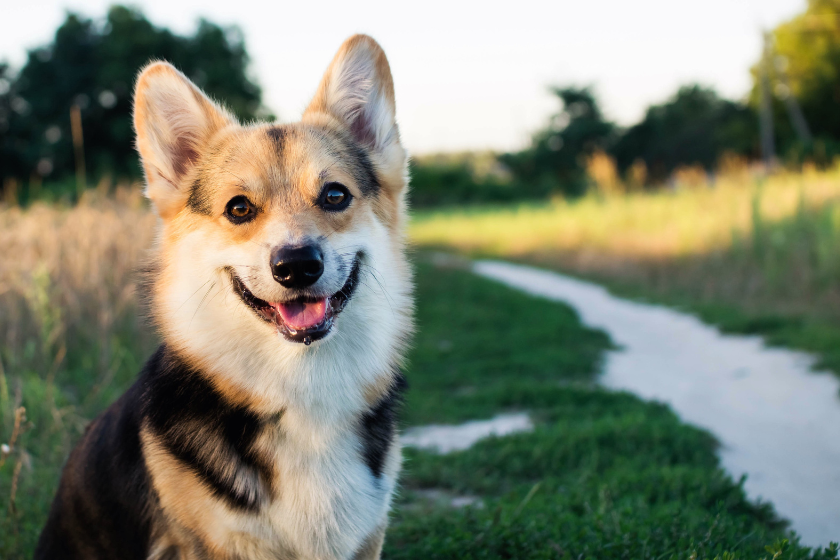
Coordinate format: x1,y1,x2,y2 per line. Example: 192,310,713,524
129,35,411,560
141,427,241,553
134,63,235,221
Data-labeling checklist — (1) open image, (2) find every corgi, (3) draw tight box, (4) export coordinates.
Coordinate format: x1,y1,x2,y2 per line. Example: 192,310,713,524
35,35,412,560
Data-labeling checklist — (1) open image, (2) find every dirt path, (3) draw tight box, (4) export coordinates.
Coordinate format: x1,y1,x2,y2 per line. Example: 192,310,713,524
473,260,840,547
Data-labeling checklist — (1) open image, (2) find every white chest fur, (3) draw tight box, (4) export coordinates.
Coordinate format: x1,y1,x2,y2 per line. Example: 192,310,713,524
146,413,400,560
268,433,396,559
224,415,399,560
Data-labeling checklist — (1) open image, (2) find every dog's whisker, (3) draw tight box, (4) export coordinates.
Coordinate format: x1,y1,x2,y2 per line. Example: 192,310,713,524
175,278,214,313
189,281,217,330
358,264,397,315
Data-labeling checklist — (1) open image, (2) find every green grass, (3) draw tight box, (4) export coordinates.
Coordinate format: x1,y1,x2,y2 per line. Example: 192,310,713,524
520,197,840,380
409,171,840,383
585,285,840,378
410,170,840,262
0,291,155,555
1,255,838,558
384,260,838,559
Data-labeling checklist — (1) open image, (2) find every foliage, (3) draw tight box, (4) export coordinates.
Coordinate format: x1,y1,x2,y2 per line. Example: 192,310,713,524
499,87,616,198
612,85,758,182
474,85,757,199
409,154,519,208
0,5,268,189
754,0,840,158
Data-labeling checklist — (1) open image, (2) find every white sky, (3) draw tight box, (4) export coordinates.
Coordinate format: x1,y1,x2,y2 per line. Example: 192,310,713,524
2,0,805,154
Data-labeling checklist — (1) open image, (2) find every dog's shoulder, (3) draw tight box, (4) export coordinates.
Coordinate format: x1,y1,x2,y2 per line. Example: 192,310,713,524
139,345,275,512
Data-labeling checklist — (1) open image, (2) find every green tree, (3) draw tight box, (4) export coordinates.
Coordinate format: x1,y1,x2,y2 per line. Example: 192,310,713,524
612,85,757,182
0,5,269,191
753,0,840,159
0,63,24,181
500,87,615,197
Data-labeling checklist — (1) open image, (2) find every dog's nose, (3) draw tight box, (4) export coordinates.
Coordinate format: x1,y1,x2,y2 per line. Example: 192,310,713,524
270,245,324,288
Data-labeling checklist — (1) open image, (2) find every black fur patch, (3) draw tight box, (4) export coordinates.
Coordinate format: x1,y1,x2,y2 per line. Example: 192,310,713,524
35,344,277,559
186,177,213,215
35,382,153,559
266,125,287,145
141,346,273,512
310,126,381,197
358,372,406,478
336,130,381,197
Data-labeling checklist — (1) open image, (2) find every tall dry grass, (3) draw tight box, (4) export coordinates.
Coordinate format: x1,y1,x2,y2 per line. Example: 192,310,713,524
411,166,840,321
3,168,840,555
0,184,157,555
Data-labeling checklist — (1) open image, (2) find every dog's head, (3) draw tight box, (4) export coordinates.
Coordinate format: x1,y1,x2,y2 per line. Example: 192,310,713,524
134,36,411,408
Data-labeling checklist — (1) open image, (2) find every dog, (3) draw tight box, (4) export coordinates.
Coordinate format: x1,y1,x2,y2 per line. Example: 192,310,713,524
35,35,412,560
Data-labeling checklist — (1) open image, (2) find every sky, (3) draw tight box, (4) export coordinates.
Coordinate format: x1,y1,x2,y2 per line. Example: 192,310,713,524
2,0,806,154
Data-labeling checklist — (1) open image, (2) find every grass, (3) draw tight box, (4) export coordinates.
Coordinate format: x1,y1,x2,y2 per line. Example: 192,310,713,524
0,195,837,558
411,168,840,262
0,188,157,554
385,259,837,559
409,167,840,377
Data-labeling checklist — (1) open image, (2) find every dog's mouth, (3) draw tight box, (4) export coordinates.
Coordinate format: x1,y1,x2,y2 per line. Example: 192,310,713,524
229,256,361,345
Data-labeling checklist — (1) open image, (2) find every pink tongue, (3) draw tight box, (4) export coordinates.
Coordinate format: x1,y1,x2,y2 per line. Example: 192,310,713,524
274,299,327,330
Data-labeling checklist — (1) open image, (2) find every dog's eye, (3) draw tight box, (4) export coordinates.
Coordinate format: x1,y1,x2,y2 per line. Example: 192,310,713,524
225,196,257,224
318,183,352,212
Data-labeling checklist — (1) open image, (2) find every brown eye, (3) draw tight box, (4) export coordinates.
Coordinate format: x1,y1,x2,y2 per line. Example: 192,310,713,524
319,183,352,211
326,189,346,205
225,195,256,224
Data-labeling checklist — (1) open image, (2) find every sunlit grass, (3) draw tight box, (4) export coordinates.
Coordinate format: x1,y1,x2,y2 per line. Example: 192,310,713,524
2,182,840,557
410,168,840,261
410,167,840,377
0,186,158,553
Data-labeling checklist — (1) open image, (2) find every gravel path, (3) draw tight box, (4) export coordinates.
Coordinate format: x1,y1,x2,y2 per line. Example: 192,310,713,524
473,260,840,547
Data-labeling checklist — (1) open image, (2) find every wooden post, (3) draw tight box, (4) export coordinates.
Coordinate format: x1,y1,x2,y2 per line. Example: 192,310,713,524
759,31,777,170
70,104,86,197
774,56,813,146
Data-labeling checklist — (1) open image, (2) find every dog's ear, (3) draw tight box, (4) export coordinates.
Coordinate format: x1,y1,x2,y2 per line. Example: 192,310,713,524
134,62,233,220
304,35,405,176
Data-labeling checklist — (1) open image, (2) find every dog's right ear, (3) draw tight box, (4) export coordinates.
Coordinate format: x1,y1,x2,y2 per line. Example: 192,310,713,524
303,36,406,186
133,62,232,220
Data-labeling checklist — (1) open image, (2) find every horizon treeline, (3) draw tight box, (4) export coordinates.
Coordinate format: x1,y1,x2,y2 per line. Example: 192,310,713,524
2,1,840,205
415,0,840,205
0,5,269,198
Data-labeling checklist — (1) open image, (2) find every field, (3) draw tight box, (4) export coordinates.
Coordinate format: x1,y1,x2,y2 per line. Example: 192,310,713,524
0,187,158,552
1,191,839,558
411,167,840,374
386,259,834,559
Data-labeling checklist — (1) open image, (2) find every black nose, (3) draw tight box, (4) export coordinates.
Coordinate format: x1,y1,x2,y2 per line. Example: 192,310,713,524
270,245,324,288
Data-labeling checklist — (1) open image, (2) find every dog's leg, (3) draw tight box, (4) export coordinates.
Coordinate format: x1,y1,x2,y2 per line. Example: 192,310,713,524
352,525,386,560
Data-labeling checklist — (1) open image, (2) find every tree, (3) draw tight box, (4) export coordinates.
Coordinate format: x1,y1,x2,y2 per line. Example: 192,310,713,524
0,5,269,190
500,87,615,197
612,85,756,182
752,0,840,158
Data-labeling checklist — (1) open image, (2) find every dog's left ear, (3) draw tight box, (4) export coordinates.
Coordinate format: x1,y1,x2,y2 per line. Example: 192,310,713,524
134,62,233,220
304,35,406,185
